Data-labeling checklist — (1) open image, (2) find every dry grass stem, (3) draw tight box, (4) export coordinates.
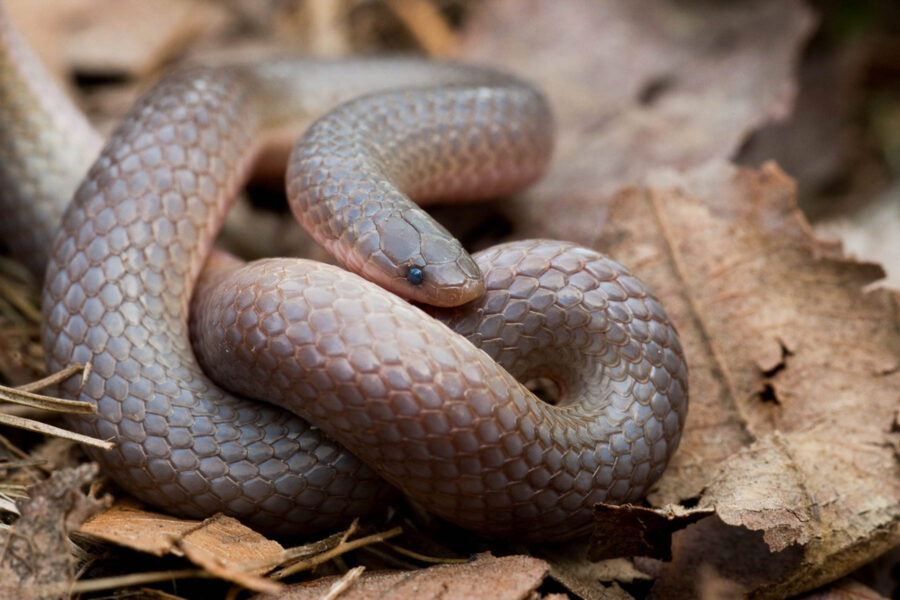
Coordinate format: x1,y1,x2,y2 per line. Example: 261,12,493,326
386,0,456,55
0,386,93,414
383,542,469,564
322,565,366,600
272,526,403,579
15,363,85,393
0,412,113,450
64,569,213,595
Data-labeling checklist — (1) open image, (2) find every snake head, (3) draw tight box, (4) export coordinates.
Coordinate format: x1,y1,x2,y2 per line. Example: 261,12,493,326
400,254,485,307
355,212,485,307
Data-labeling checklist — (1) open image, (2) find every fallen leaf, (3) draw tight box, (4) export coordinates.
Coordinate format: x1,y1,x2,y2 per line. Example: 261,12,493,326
589,504,714,561
61,0,229,79
0,463,109,600
801,579,892,600
250,553,549,600
78,501,285,593
736,40,868,207
537,540,647,600
815,182,900,288
620,161,900,597
457,0,816,247
79,500,281,559
7,0,897,597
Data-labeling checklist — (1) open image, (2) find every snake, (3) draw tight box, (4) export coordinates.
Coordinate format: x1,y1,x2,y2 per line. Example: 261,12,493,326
0,3,688,541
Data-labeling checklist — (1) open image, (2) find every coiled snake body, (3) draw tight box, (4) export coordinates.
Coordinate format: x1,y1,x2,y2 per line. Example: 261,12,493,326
1,6,687,541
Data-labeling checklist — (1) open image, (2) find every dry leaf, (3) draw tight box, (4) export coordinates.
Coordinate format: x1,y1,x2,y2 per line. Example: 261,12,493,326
589,504,714,561
801,579,892,600
79,500,283,560
6,0,897,597
815,182,900,288
616,161,900,597
456,7,900,584
737,41,867,205
457,4,892,596
0,463,109,600
61,0,229,78
538,540,647,600
78,501,285,593
250,553,549,600
457,0,816,246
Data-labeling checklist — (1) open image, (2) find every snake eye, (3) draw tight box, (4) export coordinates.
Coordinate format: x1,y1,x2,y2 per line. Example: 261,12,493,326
406,267,424,285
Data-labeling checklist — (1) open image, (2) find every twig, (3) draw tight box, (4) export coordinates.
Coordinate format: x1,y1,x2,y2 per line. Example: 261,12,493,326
386,0,457,56
0,364,91,413
0,387,93,414
239,523,353,572
129,587,191,600
0,270,41,322
0,457,47,471
16,363,85,393
322,565,365,600
0,412,113,450
64,569,213,594
307,0,350,55
383,542,469,564
0,432,28,459
272,526,403,579
0,493,20,514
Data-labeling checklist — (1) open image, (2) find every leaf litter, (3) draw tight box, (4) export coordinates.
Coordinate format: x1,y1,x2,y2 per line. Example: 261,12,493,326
2,0,899,598
0,464,109,600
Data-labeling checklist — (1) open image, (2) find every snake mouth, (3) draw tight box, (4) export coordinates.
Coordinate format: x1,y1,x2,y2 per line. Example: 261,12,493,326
399,272,485,307
409,252,485,307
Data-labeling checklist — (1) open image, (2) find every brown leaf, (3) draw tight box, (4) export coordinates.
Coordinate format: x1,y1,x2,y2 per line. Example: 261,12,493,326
457,0,816,247
460,19,830,584
801,579,892,600
737,39,867,205
78,501,285,593
637,517,802,599
249,553,549,600
815,182,900,289
2,0,79,81
9,0,895,597
0,463,109,600
61,0,229,79
589,504,714,561
537,539,647,600
617,161,900,597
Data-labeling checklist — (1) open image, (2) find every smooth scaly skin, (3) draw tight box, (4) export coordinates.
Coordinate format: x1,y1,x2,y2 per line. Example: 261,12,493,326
286,86,552,306
191,241,687,540
1,7,689,540
0,2,103,277
0,0,523,279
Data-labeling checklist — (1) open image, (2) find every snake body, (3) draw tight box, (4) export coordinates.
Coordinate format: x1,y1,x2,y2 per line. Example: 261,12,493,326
2,5,688,541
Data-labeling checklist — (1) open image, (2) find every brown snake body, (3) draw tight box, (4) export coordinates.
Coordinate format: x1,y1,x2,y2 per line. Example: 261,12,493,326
1,5,688,541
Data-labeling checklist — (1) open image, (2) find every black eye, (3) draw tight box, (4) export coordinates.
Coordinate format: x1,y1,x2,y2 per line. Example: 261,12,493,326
406,267,424,285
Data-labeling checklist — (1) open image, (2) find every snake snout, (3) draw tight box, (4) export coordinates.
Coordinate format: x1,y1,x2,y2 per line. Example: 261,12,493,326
361,212,484,307
390,256,484,307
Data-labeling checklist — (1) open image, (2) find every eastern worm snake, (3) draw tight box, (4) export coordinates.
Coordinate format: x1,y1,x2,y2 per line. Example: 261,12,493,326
0,4,688,541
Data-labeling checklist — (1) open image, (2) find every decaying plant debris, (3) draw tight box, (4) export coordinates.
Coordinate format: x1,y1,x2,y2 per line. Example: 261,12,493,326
0,0,898,598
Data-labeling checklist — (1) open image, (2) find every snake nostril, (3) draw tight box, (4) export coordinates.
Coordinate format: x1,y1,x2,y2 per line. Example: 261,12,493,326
406,267,424,285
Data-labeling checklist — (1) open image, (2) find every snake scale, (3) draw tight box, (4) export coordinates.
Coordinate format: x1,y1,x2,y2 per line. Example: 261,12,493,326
0,4,687,541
